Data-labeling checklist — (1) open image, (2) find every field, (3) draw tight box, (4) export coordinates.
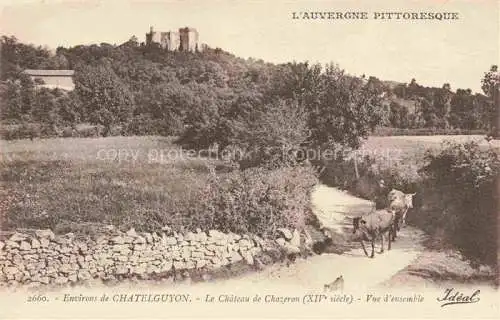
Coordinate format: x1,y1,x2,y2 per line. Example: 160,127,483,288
362,135,498,157
0,136,230,234
1,134,497,234
359,135,499,184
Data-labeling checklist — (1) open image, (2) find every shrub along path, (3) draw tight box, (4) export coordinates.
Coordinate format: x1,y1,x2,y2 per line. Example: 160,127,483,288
201,184,428,291
195,184,494,291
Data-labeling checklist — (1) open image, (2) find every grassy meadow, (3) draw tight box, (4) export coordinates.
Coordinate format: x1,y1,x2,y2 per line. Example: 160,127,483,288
0,136,231,234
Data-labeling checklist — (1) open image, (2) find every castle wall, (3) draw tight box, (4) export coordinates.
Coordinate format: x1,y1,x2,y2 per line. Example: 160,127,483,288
164,31,180,51
150,32,162,44
146,27,200,52
179,28,199,52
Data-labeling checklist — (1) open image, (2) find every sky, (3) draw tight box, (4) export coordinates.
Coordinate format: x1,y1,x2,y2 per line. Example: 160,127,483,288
0,0,498,93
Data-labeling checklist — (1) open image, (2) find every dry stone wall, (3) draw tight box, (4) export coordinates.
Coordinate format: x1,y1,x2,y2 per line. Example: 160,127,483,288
0,227,306,288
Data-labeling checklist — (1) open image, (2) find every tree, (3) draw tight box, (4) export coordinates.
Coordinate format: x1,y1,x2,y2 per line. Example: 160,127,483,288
32,88,59,124
307,64,382,149
18,74,36,116
433,84,453,128
481,65,499,137
389,101,409,128
57,91,82,124
127,36,139,47
74,63,134,135
0,81,23,121
419,95,438,128
266,62,383,150
450,89,477,129
50,54,70,69
230,98,310,169
1,36,22,80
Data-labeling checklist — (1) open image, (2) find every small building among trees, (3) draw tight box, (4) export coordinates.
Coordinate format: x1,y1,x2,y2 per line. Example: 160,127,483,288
23,69,75,91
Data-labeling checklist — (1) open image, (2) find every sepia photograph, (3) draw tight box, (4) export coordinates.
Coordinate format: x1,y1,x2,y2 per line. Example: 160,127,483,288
0,0,498,319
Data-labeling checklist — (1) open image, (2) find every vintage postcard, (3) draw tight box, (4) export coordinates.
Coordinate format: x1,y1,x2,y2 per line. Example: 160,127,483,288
0,0,498,319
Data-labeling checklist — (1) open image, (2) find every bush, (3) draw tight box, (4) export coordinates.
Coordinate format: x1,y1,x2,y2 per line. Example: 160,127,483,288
123,115,184,136
123,115,160,136
416,141,499,265
75,125,101,138
61,127,77,137
0,123,41,140
128,165,319,237
230,99,311,169
191,165,319,237
39,124,59,138
107,125,124,137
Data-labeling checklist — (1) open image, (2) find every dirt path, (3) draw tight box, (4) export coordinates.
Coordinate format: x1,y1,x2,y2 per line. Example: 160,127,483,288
310,184,375,232
186,227,426,292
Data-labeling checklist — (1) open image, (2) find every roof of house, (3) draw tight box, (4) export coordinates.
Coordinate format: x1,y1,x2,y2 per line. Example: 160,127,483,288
23,69,75,76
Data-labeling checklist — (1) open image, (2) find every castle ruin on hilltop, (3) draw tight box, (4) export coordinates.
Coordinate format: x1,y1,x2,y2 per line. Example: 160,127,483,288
145,26,205,52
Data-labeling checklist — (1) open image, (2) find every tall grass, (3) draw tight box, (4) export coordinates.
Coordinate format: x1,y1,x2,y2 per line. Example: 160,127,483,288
0,136,318,237
0,136,222,233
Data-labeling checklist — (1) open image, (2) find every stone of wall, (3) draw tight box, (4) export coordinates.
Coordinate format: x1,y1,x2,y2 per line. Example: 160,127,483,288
0,227,306,288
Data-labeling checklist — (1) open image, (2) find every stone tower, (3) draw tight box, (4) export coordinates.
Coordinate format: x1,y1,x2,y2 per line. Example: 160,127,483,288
164,31,180,51
146,26,162,46
179,27,199,52
146,26,201,52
